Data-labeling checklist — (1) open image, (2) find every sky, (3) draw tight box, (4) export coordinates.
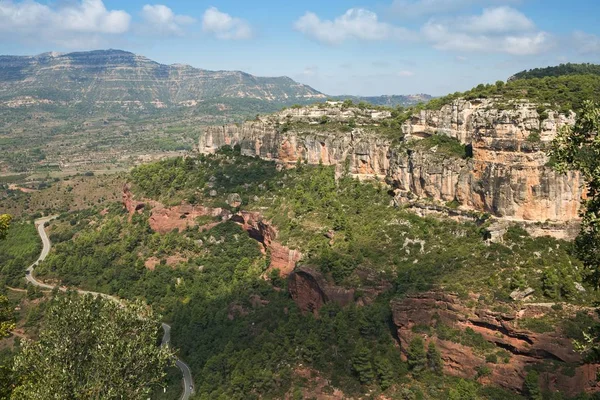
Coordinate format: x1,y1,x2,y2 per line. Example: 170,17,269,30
0,0,599,96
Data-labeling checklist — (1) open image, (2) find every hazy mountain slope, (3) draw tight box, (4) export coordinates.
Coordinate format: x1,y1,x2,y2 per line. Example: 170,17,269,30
0,49,325,107
334,94,433,107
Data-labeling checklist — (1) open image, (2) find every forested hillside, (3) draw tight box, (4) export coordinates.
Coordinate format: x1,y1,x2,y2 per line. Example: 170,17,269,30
509,63,600,80
22,149,597,399
426,64,600,113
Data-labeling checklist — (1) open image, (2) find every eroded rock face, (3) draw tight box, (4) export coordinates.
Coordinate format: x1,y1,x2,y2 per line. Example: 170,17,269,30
122,187,301,276
287,266,355,315
391,291,599,395
199,99,585,228
231,211,302,276
200,121,390,180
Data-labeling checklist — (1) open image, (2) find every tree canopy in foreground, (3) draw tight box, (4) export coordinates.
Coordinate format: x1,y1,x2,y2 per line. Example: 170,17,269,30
12,292,172,400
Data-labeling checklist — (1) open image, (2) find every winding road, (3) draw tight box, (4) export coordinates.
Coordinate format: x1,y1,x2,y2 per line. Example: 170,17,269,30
26,216,195,399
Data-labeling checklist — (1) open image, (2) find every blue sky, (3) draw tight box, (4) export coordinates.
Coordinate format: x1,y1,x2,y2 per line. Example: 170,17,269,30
0,0,599,96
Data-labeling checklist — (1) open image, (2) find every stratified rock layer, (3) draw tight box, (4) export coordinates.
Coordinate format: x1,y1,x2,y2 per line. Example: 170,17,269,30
199,100,585,226
122,186,300,276
391,291,599,396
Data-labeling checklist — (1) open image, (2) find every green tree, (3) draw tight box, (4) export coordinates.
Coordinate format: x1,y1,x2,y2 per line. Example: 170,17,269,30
523,370,542,400
374,355,394,390
12,292,172,400
0,215,11,240
550,100,600,284
351,341,375,384
426,342,443,373
448,379,479,400
407,337,427,374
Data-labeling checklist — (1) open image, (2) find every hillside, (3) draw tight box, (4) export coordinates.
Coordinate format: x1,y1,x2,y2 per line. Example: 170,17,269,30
0,49,325,111
509,63,600,80
334,94,433,107
426,64,600,112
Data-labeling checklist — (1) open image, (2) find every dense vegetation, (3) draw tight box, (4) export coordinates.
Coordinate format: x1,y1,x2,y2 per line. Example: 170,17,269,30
25,150,597,398
426,73,600,113
12,292,172,399
0,221,40,288
550,101,600,288
510,63,600,80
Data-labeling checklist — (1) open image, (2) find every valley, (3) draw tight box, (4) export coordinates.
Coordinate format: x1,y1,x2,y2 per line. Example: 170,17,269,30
1,47,600,400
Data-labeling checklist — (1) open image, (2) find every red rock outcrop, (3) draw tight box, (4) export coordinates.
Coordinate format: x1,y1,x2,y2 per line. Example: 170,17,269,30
391,291,599,396
231,211,302,276
122,184,146,219
122,187,301,276
148,203,224,234
287,266,355,315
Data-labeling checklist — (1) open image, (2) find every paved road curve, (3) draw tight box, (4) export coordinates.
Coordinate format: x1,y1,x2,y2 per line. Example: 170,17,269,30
26,216,195,399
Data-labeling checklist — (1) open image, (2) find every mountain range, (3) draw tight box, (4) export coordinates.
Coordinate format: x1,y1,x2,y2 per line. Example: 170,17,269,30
0,49,429,112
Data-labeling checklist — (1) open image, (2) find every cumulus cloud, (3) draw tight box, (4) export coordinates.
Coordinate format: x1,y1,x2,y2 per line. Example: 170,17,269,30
397,70,415,77
422,7,550,55
294,8,414,45
572,31,600,54
459,6,534,33
0,0,130,47
202,7,252,40
141,5,195,36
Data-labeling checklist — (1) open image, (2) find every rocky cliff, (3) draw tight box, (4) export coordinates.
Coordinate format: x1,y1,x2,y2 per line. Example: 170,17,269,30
398,99,584,222
122,185,301,275
199,100,585,229
391,291,599,396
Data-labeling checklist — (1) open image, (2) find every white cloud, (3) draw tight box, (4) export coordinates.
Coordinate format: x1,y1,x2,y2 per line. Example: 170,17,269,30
202,7,252,40
391,0,521,17
397,70,414,77
294,8,414,45
422,7,550,55
460,6,534,34
0,0,130,46
572,31,600,54
141,5,195,36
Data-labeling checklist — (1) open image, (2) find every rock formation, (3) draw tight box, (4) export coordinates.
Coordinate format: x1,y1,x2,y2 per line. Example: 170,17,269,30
199,100,585,233
287,266,355,314
122,186,301,275
391,291,599,396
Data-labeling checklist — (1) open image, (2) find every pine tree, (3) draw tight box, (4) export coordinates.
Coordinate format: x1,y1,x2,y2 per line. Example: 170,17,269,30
374,355,394,390
352,341,375,384
426,342,443,373
407,336,427,374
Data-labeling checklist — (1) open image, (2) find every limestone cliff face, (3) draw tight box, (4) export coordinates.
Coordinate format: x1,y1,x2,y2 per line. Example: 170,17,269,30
397,99,584,221
200,122,390,179
199,100,585,225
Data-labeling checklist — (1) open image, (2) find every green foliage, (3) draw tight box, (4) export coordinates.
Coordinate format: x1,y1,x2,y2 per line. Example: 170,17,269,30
426,342,443,373
550,101,600,285
448,379,479,400
407,337,427,374
412,134,471,159
511,63,600,80
522,370,542,400
12,292,172,399
427,74,600,113
0,295,15,339
0,221,41,288
0,215,11,240
352,341,375,384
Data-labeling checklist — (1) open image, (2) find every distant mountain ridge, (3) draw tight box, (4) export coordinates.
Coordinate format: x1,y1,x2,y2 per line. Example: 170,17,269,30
333,94,433,107
0,49,325,110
